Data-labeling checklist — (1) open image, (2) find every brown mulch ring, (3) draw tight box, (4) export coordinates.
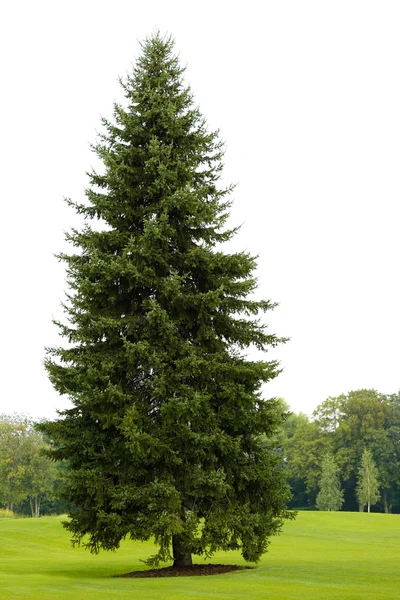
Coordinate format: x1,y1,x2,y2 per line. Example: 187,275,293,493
119,564,252,578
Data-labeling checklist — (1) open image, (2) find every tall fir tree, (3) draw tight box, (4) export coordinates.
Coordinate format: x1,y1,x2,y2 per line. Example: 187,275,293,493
316,453,344,511
40,33,291,567
356,449,380,513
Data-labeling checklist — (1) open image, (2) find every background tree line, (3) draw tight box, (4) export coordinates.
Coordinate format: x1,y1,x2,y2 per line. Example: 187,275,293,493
0,414,66,517
281,389,400,513
2,388,399,517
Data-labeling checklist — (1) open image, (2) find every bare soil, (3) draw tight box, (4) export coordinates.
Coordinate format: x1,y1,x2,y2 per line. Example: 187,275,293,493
119,564,251,578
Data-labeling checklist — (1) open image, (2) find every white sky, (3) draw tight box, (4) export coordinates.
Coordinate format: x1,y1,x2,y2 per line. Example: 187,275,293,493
1,1,400,420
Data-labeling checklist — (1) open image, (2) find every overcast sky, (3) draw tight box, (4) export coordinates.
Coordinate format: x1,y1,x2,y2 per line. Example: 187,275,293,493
1,1,400,420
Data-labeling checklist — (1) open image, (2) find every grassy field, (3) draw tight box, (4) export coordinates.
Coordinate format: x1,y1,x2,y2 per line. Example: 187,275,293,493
1,511,399,599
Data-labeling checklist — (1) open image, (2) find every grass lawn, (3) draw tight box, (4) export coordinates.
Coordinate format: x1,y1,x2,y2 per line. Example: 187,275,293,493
1,511,399,599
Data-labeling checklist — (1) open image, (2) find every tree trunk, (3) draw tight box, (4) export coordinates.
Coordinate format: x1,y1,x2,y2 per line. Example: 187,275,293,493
8,476,14,512
29,496,34,518
172,534,192,567
368,502,370,513
383,490,389,513
35,498,40,518
358,503,365,512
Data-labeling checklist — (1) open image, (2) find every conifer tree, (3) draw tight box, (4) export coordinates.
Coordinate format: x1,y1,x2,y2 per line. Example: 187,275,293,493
356,449,380,513
316,453,344,511
40,33,291,567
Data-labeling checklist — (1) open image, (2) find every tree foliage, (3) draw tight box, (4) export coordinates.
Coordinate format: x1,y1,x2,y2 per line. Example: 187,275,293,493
282,390,400,512
0,414,57,516
316,453,344,511
356,448,380,512
283,415,331,507
0,415,31,511
40,33,291,567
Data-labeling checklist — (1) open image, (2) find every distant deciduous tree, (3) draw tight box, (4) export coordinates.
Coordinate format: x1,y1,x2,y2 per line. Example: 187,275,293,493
22,434,58,517
0,414,57,516
356,449,380,513
0,415,32,511
283,415,331,504
316,453,344,512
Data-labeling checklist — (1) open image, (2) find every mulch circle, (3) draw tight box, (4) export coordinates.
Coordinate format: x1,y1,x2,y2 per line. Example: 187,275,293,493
119,564,252,578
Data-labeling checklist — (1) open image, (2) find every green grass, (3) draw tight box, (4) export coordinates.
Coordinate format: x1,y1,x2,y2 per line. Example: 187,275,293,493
1,511,399,599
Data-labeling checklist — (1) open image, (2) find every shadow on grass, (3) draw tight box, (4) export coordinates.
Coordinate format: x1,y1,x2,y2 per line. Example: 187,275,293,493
29,562,255,581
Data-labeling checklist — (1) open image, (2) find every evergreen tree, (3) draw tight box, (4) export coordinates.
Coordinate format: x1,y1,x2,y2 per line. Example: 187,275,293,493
316,453,344,511
356,449,380,513
40,33,291,567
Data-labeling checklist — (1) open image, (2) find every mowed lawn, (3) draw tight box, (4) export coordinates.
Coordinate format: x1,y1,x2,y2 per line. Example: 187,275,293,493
1,511,399,600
